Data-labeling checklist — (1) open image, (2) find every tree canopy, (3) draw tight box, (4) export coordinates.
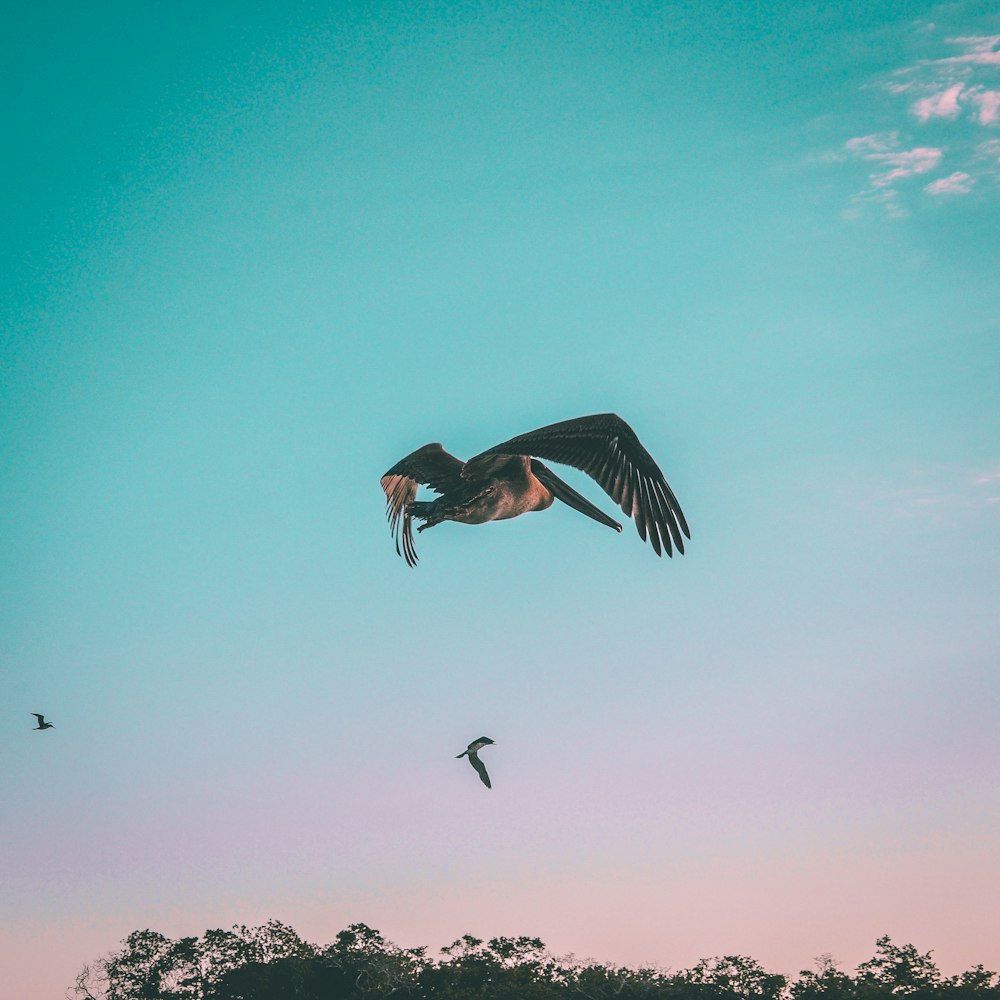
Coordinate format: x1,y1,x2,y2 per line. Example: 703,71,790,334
70,923,1000,1000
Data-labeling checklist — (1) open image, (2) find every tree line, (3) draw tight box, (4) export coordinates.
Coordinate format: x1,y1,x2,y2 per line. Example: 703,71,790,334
70,921,1000,1000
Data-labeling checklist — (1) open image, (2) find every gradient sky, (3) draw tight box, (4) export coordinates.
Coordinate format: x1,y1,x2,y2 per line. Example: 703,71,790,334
2,2,999,998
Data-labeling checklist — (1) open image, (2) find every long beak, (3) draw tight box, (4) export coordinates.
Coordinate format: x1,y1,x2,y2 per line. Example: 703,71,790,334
532,461,622,532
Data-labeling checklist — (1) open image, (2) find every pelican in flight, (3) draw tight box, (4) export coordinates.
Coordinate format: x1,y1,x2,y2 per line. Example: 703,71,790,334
457,737,495,789
31,713,54,731
381,413,689,566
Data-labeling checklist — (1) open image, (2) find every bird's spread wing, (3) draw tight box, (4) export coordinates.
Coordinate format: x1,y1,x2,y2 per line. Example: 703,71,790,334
468,414,689,556
31,713,44,723
468,752,492,789
380,443,465,566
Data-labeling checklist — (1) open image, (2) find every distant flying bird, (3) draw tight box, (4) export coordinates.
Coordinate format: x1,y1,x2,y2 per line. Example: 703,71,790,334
31,713,54,731
456,737,495,789
380,413,689,566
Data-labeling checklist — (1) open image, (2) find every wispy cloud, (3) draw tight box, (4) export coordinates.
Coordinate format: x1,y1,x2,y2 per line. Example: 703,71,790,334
973,138,1000,182
841,133,946,212
857,464,1000,520
936,34,1000,67
913,83,964,120
970,89,1000,124
973,467,1000,485
872,146,943,185
978,138,1000,159
832,19,1000,215
924,170,975,194
845,133,944,181
902,34,1000,125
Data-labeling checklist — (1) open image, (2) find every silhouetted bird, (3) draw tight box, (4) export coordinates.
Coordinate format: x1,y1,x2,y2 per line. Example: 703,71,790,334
381,413,689,566
31,713,54,731
456,737,495,789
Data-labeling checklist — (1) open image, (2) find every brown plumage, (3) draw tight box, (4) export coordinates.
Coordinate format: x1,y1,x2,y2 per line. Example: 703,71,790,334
380,413,689,566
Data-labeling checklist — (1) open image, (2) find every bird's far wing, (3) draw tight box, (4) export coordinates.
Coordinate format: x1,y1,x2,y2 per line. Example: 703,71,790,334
458,451,524,482
468,752,492,789
471,414,689,557
380,443,465,567
31,713,44,723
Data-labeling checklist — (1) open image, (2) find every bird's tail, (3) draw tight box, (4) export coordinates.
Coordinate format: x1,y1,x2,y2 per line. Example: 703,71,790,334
408,500,435,522
411,489,492,533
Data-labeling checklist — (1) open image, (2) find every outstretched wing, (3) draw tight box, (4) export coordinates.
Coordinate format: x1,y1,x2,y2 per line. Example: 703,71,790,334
469,413,689,556
468,752,492,789
380,443,465,566
31,713,45,724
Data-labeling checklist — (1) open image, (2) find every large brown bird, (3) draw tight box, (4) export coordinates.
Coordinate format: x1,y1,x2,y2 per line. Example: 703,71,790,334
380,413,689,566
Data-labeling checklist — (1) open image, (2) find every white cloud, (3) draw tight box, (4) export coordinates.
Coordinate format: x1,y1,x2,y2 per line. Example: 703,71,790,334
973,138,1000,181
973,467,1000,485
844,133,899,163
832,20,1000,214
844,133,895,154
970,89,1000,125
938,34,1000,67
977,138,1000,159
913,83,964,120
873,147,943,185
924,170,975,194
844,134,943,194
859,464,1000,520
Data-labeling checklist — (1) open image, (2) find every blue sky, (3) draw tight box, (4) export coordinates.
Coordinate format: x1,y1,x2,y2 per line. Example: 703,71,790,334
2,2,999,998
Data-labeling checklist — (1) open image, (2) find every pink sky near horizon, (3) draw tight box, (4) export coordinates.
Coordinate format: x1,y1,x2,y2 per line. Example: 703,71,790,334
6,649,999,996
4,829,999,999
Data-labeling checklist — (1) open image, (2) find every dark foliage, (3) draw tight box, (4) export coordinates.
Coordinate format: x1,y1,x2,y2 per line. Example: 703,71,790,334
70,924,1000,1000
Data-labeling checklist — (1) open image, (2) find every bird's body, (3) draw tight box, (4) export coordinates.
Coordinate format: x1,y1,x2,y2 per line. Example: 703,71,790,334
457,737,495,789
31,713,54,730
410,455,553,527
380,413,688,566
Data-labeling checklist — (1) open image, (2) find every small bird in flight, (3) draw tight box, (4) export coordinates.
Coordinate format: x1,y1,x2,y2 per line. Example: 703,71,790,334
381,413,689,566
456,737,495,789
31,713,54,731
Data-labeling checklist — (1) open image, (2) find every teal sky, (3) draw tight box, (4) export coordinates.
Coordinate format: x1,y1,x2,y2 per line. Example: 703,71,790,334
2,2,999,997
